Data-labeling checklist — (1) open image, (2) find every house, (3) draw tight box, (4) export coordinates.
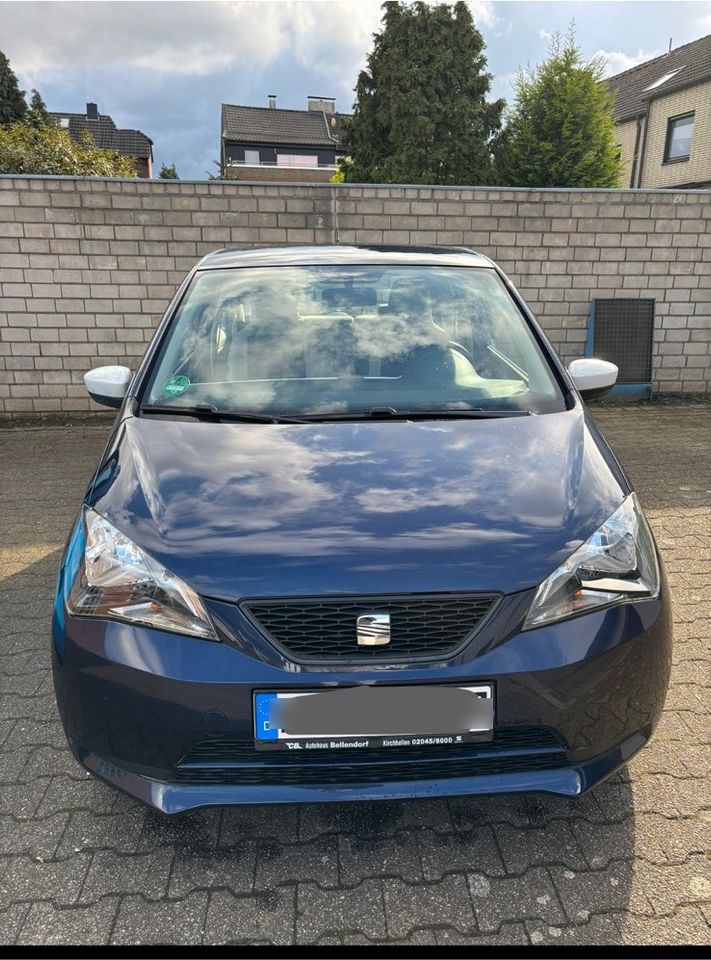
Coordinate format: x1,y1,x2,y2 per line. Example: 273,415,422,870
48,103,154,178
606,34,711,189
220,95,350,182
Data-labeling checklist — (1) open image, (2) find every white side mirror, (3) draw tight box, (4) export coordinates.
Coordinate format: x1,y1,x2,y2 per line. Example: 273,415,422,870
84,365,132,409
568,358,618,401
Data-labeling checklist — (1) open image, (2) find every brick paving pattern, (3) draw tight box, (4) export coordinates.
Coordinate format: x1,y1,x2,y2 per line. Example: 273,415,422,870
0,404,709,945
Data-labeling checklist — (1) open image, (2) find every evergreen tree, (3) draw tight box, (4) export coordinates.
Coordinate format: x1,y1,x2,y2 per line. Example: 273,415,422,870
495,28,621,188
345,1,503,184
158,162,179,179
0,50,27,125
27,89,50,128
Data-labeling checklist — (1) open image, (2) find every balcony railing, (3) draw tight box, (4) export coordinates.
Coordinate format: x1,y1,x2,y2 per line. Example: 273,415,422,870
226,160,337,171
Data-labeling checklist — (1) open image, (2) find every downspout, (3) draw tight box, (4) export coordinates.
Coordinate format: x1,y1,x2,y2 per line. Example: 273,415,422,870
636,99,652,188
629,115,643,188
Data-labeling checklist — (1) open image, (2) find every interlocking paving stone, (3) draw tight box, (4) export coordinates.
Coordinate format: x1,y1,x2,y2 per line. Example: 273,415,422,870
468,866,567,933
0,853,92,910
220,806,299,845
339,831,423,886
550,861,654,920
111,892,209,945
525,913,623,946
0,814,70,860
0,406,709,945
169,841,256,898
434,921,529,945
0,904,31,945
55,810,148,859
416,825,505,880
17,897,119,946
618,906,711,946
255,836,338,890
205,888,296,945
79,848,174,904
634,856,711,917
296,879,386,943
494,820,589,874
383,874,476,938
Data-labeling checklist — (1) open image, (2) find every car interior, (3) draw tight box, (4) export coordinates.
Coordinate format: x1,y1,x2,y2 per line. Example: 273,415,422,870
145,266,563,413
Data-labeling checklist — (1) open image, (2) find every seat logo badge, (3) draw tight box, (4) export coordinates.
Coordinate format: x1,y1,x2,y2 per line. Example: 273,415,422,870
357,613,391,646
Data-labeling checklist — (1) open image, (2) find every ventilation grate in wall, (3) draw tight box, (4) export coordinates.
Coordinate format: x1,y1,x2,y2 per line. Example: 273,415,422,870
592,299,654,383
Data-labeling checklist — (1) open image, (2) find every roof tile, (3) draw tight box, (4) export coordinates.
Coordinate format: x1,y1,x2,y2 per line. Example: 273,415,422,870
606,34,711,122
221,104,349,147
48,112,153,159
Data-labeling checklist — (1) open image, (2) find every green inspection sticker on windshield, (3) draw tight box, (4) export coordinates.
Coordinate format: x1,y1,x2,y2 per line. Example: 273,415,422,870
163,375,190,397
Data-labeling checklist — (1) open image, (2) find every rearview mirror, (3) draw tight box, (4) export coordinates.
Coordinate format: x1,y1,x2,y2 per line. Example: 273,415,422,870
84,365,132,409
568,358,618,401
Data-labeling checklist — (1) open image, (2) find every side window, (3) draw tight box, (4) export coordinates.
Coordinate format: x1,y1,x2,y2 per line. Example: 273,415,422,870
664,113,694,163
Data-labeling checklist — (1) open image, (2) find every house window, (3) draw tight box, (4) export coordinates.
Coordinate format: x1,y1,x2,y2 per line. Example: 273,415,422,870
664,113,694,163
244,149,260,165
277,154,318,167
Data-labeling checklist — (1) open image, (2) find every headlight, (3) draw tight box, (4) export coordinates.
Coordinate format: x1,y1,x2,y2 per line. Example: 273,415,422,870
67,508,217,640
523,493,660,629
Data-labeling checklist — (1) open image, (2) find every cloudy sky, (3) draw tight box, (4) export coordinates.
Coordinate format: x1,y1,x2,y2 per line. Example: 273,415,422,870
2,0,710,178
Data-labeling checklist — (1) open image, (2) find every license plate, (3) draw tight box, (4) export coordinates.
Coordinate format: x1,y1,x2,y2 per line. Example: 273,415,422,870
253,684,494,751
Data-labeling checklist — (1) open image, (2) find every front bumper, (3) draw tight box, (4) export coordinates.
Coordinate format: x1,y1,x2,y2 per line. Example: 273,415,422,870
52,584,672,813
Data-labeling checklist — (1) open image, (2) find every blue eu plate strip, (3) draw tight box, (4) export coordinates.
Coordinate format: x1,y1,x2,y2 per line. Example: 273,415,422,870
254,692,279,740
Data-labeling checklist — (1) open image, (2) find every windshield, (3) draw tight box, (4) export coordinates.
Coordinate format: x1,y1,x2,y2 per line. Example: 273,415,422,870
143,265,566,417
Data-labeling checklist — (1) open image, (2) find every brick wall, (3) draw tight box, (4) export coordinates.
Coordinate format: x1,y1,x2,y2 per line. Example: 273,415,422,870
1,176,710,416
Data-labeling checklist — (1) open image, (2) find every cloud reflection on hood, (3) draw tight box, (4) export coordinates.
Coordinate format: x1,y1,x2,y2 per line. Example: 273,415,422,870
92,407,626,599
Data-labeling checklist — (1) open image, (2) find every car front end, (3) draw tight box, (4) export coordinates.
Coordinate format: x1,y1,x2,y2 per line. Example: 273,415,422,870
52,247,672,813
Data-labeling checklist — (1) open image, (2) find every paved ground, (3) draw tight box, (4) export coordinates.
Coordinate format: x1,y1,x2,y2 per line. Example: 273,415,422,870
0,405,709,946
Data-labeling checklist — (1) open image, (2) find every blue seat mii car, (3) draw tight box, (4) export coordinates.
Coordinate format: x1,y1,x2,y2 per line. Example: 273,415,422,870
53,246,671,813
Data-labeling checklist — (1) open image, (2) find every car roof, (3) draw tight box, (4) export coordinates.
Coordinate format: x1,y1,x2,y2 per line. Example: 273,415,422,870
196,245,493,271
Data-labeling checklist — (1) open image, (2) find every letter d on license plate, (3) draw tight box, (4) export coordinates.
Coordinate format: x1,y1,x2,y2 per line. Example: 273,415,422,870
254,684,493,751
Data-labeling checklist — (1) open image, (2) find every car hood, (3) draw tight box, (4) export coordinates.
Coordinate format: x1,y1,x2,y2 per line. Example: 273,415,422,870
89,410,627,601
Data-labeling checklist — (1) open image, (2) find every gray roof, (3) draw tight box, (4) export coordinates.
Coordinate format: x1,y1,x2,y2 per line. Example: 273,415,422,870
221,104,349,148
606,34,711,122
198,245,491,271
48,112,153,159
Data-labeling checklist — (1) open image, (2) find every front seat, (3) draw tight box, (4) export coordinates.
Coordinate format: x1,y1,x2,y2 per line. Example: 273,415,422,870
379,281,455,386
226,291,305,381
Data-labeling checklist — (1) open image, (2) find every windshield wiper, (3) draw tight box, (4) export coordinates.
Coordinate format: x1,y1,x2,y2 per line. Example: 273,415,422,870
140,403,307,424
298,406,532,422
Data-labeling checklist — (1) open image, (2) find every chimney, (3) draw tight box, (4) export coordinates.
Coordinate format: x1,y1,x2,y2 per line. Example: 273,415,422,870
268,94,276,109
308,96,335,113
86,102,98,120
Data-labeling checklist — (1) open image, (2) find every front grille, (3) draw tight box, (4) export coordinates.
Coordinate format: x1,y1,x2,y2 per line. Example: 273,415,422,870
174,727,567,786
241,593,499,663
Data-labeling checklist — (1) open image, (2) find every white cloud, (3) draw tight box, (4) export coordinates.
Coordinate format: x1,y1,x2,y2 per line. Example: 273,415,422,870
2,0,385,84
538,28,552,41
593,48,662,77
489,69,517,102
3,1,287,78
2,0,503,111
467,1,498,29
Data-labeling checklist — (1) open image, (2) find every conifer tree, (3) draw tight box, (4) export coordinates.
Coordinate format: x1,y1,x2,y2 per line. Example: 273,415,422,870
345,1,503,184
495,28,621,188
27,89,50,128
0,51,27,125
